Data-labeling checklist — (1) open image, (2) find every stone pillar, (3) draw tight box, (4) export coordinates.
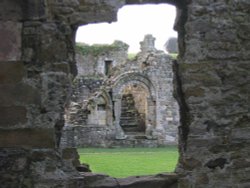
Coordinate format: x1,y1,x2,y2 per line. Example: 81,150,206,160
113,95,126,139
147,97,156,127
140,34,156,52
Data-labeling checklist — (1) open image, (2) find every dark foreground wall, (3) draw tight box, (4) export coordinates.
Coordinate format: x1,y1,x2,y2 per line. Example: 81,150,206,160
0,0,249,187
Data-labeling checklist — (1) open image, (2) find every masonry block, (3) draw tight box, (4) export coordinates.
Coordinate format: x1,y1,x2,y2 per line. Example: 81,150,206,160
0,83,41,106
22,0,46,20
0,0,23,21
0,22,22,61
0,106,27,127
0,128,55,148
0,62,25,84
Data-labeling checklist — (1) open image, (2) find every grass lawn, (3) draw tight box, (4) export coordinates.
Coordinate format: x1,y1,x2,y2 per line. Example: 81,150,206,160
78,147,178,178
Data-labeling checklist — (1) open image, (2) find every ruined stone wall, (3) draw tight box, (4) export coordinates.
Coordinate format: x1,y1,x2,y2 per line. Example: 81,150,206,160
0,1,83,187
1,0,249,187
110,48,179,144
64,35,179,148
76,41,129,77
176,0,250,187
75,53,96,76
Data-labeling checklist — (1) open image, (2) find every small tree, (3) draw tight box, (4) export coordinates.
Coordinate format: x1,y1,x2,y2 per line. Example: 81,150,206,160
165,37,178,54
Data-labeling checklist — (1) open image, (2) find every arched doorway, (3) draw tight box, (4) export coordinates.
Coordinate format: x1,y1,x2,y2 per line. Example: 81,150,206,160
120,83,149,134
112,72,156,139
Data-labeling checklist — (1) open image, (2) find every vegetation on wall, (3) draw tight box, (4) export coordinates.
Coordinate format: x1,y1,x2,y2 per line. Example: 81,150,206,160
76,40,129,56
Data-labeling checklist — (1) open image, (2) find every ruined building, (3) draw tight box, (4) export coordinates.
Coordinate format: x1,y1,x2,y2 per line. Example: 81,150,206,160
61,35,179,148
0,0,249,188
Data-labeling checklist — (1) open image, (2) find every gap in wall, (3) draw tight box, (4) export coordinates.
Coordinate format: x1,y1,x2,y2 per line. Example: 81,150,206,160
62,4,180,178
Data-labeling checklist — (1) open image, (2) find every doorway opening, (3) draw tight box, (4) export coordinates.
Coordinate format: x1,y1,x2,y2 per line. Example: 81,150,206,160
120,83,148,134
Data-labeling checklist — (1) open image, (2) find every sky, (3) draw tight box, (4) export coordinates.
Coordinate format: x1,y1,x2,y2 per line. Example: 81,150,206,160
76,4,177,53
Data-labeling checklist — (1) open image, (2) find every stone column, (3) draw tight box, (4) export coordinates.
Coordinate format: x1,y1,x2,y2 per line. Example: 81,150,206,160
113,95,126,139
147,98,155,127
140,34,156,53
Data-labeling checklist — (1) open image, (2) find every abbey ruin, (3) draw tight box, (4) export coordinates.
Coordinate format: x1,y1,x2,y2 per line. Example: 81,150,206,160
0,0,249,188
61,35,179,148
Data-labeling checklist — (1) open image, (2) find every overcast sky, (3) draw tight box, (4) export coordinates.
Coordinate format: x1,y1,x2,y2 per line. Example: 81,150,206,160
76,4,177,53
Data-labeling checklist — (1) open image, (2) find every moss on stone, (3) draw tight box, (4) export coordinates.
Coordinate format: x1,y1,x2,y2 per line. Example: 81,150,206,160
76,41,128,57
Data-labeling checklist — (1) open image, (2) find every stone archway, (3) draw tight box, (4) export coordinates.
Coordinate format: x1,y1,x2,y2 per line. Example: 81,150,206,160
112,72,157,139
120,83,149,134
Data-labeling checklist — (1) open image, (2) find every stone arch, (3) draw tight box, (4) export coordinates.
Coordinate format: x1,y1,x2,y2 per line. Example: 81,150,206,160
95,90,113,126
113,72,156,100
86,90,113,126
112,72,157,137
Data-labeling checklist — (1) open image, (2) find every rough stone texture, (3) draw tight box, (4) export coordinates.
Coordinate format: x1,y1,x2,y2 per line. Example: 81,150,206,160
82,172,178,188
0,0,249,187
0,128,55,148
62,35,179,148
0,22,22,61
76,41,129,77
175,1,250,187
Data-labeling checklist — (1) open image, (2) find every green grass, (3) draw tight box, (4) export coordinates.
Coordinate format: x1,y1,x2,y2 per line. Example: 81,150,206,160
78,147,178,178
169,53,178,59
128,53,137,60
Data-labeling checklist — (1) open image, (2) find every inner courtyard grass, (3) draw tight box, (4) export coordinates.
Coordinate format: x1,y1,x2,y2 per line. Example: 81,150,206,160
78,147,178,178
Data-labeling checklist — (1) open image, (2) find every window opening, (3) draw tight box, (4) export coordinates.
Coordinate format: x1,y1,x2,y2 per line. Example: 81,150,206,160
65,3,180,178
105,60,113,75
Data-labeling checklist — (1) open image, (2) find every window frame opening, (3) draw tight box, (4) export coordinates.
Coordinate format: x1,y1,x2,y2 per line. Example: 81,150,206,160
63,2,188,182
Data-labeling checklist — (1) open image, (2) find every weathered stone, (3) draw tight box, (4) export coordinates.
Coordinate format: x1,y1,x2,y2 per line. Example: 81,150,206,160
81,173,118,188
195,173,209,185
62,148,79,160
0,83,41,106
181,157,202,171
82,172,178,188
0,106,27,127
231,158,250,169
0,0,23,21
184,87,205,98
22,0,47,20
0,62,25,84
62,36,179,148
0,0,249,187
140,34,156,52
0,22,22,61
205,158,228,169
76,163,91,172
0,128,55,148
117,173,178,188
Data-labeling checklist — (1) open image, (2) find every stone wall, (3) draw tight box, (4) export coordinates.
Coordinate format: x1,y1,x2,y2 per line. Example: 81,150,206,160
175,1,250,187
76,41,129,77
0,0,249,187
0,0,83,187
